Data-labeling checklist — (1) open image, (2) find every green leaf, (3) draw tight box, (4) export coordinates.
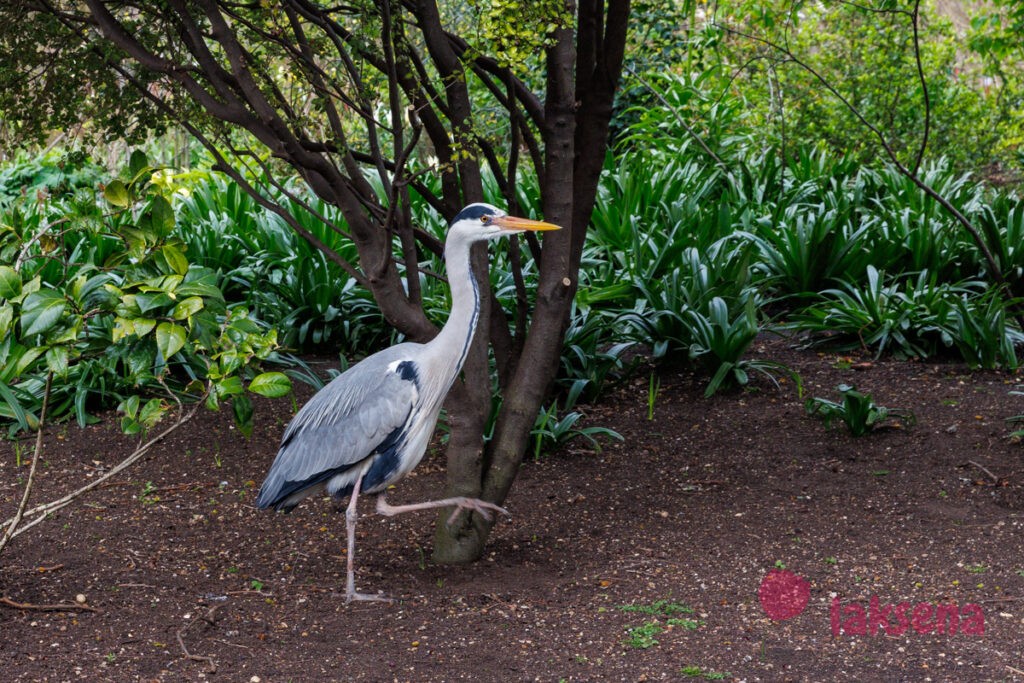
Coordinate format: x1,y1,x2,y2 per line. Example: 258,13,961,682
248,371,292,398
120,394,141,419
45,346,69,375
126,346,156,378
112,316,134,342
21,276,40,297
128,150,150,179
177,281,222,299
138,398,166,428
172,296,204,320
13,345,44,377
215,375,244,397
0,265,21,299
149,195,175,234
155,322,187,359
134,291,174,313
0,378,38,431
162,244,189,276
232,394,254,437
103,179,131,208
0,303,13,337
133,318,157,337
20,290,67,337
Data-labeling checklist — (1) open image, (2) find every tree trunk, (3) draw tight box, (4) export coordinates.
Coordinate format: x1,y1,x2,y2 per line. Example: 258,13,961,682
429,0,631,561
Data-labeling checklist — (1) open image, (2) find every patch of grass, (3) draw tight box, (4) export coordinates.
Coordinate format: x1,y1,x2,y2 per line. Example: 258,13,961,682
140,481,160,505
617,599,694,616
832,357,854,370
618,599,702,649
966,564,988,574
667,617,703,630
680,665,731,680
623,621,663,649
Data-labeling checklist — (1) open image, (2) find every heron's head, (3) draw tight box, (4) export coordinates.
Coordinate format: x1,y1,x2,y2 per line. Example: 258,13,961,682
448,203,561,242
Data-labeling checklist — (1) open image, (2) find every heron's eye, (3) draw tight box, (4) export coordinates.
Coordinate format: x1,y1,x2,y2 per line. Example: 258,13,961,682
481,215,491,224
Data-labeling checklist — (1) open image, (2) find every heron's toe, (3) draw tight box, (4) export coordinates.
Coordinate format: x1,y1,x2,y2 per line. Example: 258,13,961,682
346,590,393,604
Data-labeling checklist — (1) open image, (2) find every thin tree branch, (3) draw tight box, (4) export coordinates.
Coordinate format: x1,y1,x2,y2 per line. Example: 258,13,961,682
909,0,930,176
0,372,52,556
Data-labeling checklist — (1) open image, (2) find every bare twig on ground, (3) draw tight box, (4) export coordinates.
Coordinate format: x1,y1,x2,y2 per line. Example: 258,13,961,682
0,596,100,613
966,460,1001,484
0,385,210,543
176,604,223,674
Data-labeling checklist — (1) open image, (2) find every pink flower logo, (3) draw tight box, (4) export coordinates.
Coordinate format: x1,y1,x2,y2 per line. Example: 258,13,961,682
759,569,810,620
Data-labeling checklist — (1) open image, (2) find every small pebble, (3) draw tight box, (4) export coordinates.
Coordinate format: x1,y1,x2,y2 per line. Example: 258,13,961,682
75,594,87,604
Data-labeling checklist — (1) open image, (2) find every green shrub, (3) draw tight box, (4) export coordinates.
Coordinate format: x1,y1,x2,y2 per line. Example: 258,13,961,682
714,0,1024,171
0,149,105,206
0,151,290,434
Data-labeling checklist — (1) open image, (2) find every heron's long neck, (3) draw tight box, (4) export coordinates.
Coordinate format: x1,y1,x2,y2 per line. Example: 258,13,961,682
427,237,480,378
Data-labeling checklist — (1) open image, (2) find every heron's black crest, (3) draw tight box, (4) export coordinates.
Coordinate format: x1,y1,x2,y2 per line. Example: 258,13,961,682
451,203,501,224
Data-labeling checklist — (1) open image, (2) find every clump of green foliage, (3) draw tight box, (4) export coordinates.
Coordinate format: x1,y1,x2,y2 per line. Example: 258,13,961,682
680,665,732,680
617,600,703,649
0,151,290,436
805,384,916,437
0,149,105,206
712,0,1024,172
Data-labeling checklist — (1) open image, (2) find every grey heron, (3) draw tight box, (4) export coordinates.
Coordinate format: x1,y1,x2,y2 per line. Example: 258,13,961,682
256,203,560,602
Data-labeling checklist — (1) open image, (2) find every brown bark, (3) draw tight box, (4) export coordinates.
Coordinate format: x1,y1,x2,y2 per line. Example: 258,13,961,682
434,1,632,562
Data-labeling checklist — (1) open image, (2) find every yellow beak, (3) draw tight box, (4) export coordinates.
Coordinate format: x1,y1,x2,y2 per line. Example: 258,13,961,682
492,215,562,232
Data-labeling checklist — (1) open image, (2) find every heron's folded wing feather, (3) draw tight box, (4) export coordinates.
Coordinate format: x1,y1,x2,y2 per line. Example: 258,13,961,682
257,354,419,506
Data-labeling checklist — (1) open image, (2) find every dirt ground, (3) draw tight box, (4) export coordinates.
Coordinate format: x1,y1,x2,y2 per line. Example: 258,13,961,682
2,336,1024,682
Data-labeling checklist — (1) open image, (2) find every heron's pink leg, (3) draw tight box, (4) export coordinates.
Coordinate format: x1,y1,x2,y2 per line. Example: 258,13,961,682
344,472,391,603
376,494,509,526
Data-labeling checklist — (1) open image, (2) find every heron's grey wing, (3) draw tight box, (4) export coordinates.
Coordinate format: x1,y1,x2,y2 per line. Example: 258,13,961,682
256,349,421,510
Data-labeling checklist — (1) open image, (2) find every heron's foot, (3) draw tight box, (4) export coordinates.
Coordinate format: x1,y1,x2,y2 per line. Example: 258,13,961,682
446,497,511,526
345,590,393,604
375,495,510,525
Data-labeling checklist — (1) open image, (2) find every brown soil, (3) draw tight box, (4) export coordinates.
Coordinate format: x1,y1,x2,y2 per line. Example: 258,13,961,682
2,336,1024,682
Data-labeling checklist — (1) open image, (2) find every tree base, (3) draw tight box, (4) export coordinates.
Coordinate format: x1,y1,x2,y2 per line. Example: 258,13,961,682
431,512,493,564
